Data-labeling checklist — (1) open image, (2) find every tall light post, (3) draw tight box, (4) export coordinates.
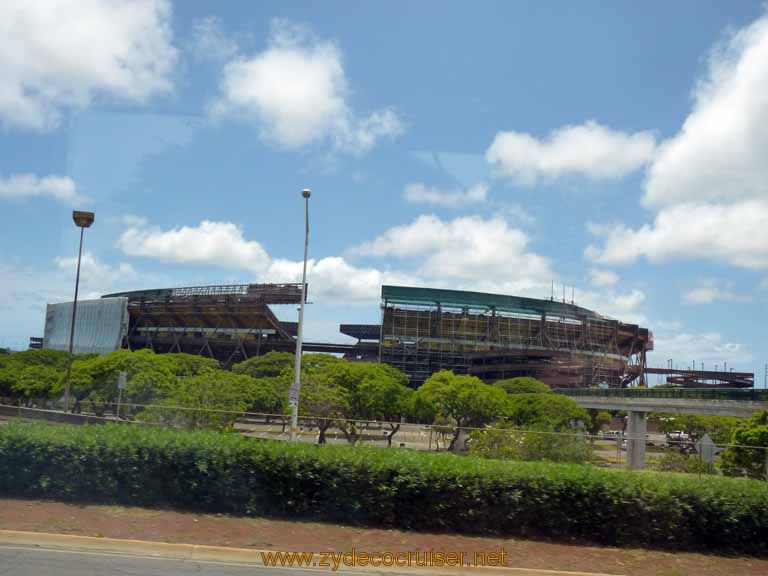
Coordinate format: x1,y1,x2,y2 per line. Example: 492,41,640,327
63,210,94,412
289,189,311,441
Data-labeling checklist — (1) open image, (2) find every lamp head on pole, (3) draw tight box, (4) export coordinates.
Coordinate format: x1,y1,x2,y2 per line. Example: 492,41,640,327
302,188,311,199
72,210,95,228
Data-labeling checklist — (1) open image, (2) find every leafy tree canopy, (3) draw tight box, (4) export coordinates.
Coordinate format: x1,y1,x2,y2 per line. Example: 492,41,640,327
298,370,350,443
4,349,71,370
414,370,510,428
139,371,257,430
494,377,551,395
507,393,589,431
650,413,744,444
11,365,62,399
586,409,612,436
78,349,179,405
249,374,291,415
719,408,768,479
232,351,294,379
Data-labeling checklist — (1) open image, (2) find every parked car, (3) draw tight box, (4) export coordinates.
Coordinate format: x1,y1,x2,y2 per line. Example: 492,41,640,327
666,430,690,442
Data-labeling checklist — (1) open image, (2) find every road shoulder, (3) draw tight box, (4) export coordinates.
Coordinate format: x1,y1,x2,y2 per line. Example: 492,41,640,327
0,498,765,576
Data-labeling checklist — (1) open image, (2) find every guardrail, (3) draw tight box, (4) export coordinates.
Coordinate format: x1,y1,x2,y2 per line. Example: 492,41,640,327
555,387,768,402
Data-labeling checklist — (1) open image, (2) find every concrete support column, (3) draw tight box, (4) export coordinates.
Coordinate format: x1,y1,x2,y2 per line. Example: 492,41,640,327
626,410,647,470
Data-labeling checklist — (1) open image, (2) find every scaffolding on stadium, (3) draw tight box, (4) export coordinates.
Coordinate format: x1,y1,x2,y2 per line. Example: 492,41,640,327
377,286,651,388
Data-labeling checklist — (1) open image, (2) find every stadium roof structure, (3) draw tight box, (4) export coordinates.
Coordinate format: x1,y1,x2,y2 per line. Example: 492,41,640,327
104,283,304,304
381,285,605,321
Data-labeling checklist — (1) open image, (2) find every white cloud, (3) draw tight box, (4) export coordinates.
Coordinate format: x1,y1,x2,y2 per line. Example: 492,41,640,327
683,287,735,305
574,288,647,326
118,220,271,273
403,182,488,208
190,16,238,62
589,268,620,288
586,200,768,269
210,20,403,153
0,174,85,204
0,0,177,131
650,327,753,367
54,252,137,296
0,254,166,349
266,257,418,303
0,261,65,348
113,215,649,324
643,15,768,207
497,203,535,226
486,121,656,186
588,14,768,272
116,218,414,304
682,279,748,305
354,214,553,291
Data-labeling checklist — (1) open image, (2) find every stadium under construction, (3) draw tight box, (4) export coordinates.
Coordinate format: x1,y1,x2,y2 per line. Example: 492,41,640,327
39,283,754,389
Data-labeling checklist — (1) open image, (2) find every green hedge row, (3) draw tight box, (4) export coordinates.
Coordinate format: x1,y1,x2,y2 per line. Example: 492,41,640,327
1,422,766,553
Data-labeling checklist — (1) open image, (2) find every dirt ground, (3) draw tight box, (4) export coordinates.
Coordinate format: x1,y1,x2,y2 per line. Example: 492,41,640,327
0,498,765,576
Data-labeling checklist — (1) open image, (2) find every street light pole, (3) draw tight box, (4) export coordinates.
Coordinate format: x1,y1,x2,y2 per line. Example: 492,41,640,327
63,210,95,413
289,189,311,441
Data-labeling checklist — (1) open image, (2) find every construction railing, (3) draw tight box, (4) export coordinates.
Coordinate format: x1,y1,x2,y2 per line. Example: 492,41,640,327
557,387,768,401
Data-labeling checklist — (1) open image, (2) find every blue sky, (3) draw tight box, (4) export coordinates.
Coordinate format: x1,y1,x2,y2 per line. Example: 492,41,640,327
1,1,767,385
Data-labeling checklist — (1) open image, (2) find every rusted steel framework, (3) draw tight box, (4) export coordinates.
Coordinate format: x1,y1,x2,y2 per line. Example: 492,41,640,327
376,286,653,388
103,284,305,367
644,367,753,388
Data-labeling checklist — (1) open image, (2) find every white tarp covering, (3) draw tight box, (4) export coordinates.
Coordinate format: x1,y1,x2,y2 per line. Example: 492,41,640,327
43,297,129,355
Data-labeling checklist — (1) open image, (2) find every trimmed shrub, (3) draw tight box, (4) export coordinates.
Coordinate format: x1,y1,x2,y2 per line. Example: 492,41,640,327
0,422,766,554
470,427,590,463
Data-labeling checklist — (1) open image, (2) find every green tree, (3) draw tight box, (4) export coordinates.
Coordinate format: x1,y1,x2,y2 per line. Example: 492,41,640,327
7,349,71,370
651,413,744,444
301,353,345,373
0,360,18,398
652,452,712,475
249,374,291,419
139,371,256,431
298,371,349,444
270,360,410,445
0,349,73,401
232,351,294,378
352,374,413,446
11,365,62,401
323,364,365,443
586,409,612,436
470,423,589,463
79,349,180,411
471,393,591,463
413,370,510,449
507,393,589,431
164,353,220,377
494,377,551,395
719,409,768,479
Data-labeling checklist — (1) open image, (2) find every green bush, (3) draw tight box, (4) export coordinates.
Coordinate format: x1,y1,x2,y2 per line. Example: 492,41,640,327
720,409,768,479
470,427,590,463
651,452,713,475
0,422,766,554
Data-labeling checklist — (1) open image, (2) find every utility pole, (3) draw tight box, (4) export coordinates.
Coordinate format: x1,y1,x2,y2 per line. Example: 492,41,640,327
289,189,311,441
63,210,94,412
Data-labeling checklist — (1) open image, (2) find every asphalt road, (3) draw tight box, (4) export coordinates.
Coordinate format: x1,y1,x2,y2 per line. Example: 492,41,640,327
0,545,378,576
0,544,606,576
